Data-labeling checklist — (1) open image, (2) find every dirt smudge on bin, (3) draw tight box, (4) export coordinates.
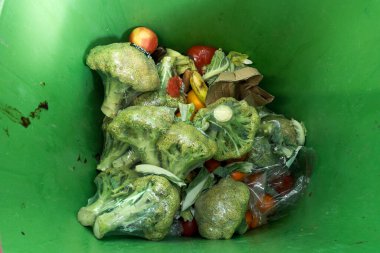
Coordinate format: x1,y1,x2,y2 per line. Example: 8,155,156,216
30,101,49,119
0,101,49,128
3,127,9,137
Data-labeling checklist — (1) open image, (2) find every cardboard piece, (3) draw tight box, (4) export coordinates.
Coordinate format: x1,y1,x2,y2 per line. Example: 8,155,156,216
205,67,274,106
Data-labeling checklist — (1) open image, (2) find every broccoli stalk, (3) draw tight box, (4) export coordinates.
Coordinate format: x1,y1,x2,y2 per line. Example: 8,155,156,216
97,117,130,171
86,43,160,118
108,105,175,166
77,167,138,226
156,122,217,179
194,97,260,161
100,77,141,117
93,175,180,241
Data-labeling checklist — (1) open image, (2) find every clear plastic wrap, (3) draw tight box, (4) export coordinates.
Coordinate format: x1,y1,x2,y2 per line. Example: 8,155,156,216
245,147,315,229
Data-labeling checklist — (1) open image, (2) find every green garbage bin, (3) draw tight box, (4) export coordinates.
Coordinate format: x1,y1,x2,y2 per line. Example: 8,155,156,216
1,0,379,252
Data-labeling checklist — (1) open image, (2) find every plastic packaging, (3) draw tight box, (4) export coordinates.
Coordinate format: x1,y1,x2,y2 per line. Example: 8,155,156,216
245,147,315,229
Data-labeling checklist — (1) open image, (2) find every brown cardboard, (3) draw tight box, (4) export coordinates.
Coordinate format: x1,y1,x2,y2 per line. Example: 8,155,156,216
205,67,274,106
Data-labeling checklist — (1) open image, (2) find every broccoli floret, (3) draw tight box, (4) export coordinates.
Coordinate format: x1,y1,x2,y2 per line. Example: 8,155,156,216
108,105,175,166
156,122,217,179
247,136,283,167
86,43,160,118
194,177,250,239
259,114,306,158
132,91,186,108
77,167,138,226
93,175,180,241
193,97,260,161
97,117,130,171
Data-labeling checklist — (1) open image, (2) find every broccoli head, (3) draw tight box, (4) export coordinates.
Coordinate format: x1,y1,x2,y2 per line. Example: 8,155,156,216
194,177,250,239
77,167,138,226
193,97,260,161
132,91,186,108
247,136,283,168
86,43,160,118
259,114,306,158
93,175,180,241
97,117,130,171
108,105,175,166
156,122,217,179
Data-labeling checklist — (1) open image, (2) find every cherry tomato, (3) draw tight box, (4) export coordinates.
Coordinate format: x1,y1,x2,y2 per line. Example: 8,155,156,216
270,175,294,195
167,76,182,97
181,219,198,237
245,172,264,184
187,46,217,74
231,171,247,181
204,159,220,173
245,211,260,229
256,194,275,213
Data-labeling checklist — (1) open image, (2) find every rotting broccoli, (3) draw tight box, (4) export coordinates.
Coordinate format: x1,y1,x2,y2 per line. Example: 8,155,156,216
86,43,160,118
193,97,260,161
97,117,130,171
259,114,306,158
132,90,186,108
93,175,180,241
194,177,250,239
247,136,283,168
156,122,217,179
77,167,138,226
108,105,175,166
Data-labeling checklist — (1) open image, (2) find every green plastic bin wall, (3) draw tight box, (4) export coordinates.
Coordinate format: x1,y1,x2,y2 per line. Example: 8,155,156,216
0,0,379,252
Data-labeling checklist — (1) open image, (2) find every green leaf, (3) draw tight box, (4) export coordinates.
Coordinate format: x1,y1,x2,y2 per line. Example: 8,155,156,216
202,49,231,84
181,168,215,211
156,56,175,94
227,51,253,67
135,164,186,187
178,103,195,123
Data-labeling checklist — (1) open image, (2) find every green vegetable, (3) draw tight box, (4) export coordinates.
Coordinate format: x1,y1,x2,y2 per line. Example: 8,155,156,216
86,43,160,118
177,103,195,123
247,136,283,168
259,114,306,158
111,149,140,169
202,49,231,84
108,105,175,166
156,56,175,94
97,117,130,171
181,168,215,211
227,51,253,67
193,97,260,161
93,175,181,241
157,122,217,179
166,48,197,75
135,164,186,187
132,90,186,108
77,167,138,226
213,162,254,178
194,177,250,239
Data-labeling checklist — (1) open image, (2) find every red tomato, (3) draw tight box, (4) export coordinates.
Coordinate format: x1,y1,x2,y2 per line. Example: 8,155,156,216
187,46,217,74
270,175,294,195
256,194,275,213
181,219,198,237
231,171,247,181
167,76,182,97
204,159,220,173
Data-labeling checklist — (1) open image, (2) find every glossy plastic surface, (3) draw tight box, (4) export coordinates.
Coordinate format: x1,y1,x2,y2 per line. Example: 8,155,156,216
1,0,379,252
